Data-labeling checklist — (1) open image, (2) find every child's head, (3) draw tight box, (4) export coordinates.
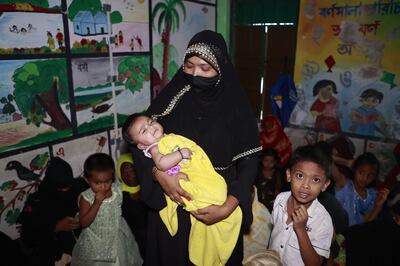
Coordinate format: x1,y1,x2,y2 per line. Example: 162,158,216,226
360,89,383,109
312,79,337,99
122,113,164,150
351,152,380,189
116,153,138,187
260,148,280,170
84,153,115,194
286,145,331,207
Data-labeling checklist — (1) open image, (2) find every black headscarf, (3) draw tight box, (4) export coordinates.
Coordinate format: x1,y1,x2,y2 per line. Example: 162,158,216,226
147,30,260,169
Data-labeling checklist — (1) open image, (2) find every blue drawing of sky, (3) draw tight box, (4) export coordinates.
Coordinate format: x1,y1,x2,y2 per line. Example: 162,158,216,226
0,13,63,48
0,60,26,108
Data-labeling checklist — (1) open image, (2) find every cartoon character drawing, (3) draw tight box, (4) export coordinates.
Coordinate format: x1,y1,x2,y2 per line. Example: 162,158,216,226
130,38,135,51
310,79,341,132
289,89,308,126
114,34,119,46
349,88,387,136
118,30,124,45
56,28,64,48
135,34,143,50
47,31,55,50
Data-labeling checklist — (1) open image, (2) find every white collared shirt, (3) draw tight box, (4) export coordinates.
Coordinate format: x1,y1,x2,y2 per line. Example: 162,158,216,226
269,192,333,266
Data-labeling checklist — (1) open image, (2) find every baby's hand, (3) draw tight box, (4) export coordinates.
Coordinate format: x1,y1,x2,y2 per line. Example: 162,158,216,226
94,191,107,203
375,188,389,207
179,148,192,160
292,205,308,232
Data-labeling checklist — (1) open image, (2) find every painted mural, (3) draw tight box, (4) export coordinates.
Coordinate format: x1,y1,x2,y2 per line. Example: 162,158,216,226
52,132,109,178
0,59,72,152
0,148,50,238
151,0,215,98
72,55,150,133
0,9,65,54
67,0,150,54
293,0,400,140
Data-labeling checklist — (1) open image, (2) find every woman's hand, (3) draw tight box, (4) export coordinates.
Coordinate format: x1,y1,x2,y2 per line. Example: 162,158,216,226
155,169,192,205
191,195,239,225
55,216,80,232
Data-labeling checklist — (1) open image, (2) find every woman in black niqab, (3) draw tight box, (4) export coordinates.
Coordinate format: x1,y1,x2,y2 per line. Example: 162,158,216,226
131,30,261,265
17,157,88,265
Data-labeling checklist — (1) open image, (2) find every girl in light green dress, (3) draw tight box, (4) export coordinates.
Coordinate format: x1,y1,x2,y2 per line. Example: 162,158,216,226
71,153,142,266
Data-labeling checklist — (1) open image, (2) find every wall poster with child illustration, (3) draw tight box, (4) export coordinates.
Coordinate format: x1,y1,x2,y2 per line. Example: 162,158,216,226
292,0,400,140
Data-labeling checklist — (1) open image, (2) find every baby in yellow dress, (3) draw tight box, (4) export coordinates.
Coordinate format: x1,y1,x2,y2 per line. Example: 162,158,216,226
124,113,242,266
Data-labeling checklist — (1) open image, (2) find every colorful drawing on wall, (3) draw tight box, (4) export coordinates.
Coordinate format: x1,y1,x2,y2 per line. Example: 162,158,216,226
52,132,109,178
293,0,400,140
0,12,65,54
0,148,49,239
0,0,62,12
366,140,399,182
67,0,149,54
0,59,72,152
151,0,215,98
72,55,150,133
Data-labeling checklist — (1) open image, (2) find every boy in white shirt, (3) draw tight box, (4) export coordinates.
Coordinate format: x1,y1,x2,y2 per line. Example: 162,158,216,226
269,145,333,266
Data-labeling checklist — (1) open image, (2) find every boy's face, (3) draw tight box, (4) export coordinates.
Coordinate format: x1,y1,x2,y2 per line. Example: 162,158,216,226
361,97,380,109
286,161,330,208
129,116,164,150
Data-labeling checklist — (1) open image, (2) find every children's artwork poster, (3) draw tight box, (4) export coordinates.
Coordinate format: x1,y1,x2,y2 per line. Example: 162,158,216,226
52,132,109,178
151,0,215,98
0,59,73,153
73,55,150,133
0,148,50,239
366,140,399,182
284,127,317,151
0,10,65,55
293,0,400,140
67,0,150,54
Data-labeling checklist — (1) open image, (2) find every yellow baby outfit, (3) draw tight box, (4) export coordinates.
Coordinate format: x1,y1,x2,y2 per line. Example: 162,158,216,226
158,134,242,266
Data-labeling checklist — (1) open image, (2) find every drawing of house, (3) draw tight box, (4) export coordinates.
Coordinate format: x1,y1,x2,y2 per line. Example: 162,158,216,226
73,11,108,36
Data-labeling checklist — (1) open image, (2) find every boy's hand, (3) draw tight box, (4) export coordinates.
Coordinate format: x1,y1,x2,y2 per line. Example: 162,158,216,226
375,188,389,207
179,148,192,160
292,205,308,232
